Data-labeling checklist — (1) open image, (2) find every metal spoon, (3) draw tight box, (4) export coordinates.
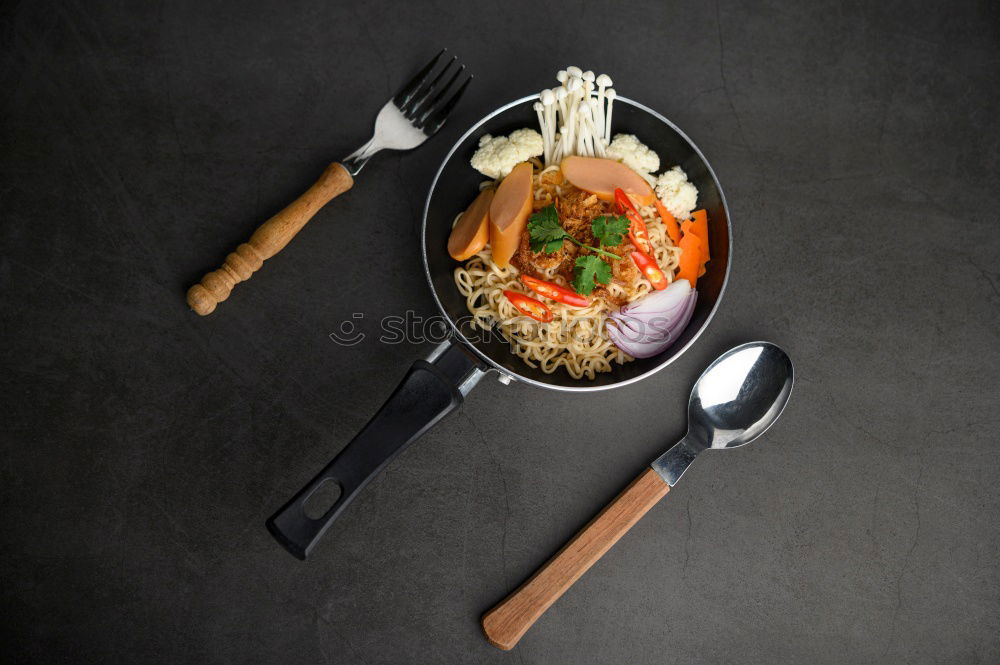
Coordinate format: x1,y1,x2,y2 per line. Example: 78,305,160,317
481,342,794,650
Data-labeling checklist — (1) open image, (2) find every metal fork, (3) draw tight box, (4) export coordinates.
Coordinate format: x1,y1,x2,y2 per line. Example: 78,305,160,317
187,50,471,316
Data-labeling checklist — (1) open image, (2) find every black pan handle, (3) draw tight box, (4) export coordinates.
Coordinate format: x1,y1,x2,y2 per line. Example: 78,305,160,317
266,341,487,559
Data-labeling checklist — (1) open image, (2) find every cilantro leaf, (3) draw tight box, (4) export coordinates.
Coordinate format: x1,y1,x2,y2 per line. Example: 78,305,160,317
572,255,613,295
527,205,569,253
527,204,623,261
591,215,630,247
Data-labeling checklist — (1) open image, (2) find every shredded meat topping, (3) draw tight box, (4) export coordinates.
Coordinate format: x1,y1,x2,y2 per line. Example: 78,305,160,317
512,173,640,307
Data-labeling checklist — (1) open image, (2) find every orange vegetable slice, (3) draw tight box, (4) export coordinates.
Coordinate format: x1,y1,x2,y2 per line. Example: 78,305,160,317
489,162,533,268
654,199,682,245
448,188,494,261
676,231,703,288
688,209,710,263
560,156,655,206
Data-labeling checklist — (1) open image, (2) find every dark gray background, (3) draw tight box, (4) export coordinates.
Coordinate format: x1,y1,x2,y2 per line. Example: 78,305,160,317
3,0,998,663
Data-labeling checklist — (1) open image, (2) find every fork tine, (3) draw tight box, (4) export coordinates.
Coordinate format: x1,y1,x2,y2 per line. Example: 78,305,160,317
421,74,472,134
405,56,457,119
414,64,464,123
393,49,446,110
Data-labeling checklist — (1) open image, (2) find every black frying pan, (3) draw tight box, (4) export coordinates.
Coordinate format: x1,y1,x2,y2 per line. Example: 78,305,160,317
266,95,732,559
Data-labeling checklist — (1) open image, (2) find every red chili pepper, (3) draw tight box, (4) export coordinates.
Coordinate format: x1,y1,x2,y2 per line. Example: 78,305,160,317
520,275,589,307
630,250,668,290
615,188,652,255
503,290,554,322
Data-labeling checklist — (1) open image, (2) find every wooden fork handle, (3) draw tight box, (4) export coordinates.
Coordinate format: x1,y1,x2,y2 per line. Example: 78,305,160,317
186,162,354,316
482,467,670,650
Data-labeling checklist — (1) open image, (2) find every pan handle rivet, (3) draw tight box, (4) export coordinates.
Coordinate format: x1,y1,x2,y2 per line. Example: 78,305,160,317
496,373,513,386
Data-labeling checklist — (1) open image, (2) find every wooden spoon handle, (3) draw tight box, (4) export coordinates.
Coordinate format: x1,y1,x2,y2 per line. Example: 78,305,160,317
186,162,354,315
481,467,669,650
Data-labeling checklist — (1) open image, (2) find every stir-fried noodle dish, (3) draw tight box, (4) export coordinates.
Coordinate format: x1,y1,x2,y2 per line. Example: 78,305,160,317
447,67,711,380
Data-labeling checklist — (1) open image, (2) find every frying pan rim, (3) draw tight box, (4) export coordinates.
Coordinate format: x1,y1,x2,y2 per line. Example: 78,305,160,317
420,94,733,393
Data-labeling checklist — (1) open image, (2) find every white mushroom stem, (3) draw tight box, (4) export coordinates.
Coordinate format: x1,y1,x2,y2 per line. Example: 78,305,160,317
564,77,582,156
555,86,569,125
546,116,557,164
552,126,569,164
533,100,547,162
553,124,567,163
595,74,612,144
586,99,604,156
582,77,595,154
604,88,616,142
554,87,569,163
574,99,588,156
540,88,556,165
538,93,549,163
587,102,602,156
538,104,549,163
579,102,596,156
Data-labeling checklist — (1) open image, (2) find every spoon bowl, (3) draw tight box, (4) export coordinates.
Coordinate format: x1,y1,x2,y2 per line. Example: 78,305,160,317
652,341,793,485
690,342,794,449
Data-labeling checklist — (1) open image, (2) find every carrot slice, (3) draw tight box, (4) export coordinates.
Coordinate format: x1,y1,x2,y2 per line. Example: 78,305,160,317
676,231,703,288
689,209,710,263
654,199,682,246
680,221,708,263
680,220,709,279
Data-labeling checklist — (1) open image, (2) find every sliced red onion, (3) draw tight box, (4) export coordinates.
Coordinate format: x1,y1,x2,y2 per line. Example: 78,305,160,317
606,322,671,358
619,280,694,317
606,281,697,358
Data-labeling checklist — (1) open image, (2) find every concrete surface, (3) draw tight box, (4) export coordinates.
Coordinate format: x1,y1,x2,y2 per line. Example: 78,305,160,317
2,0,998,663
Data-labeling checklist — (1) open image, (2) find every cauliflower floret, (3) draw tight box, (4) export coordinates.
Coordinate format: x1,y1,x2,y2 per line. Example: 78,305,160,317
605,133,660,175
655,166,698,220
470,128,543,179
